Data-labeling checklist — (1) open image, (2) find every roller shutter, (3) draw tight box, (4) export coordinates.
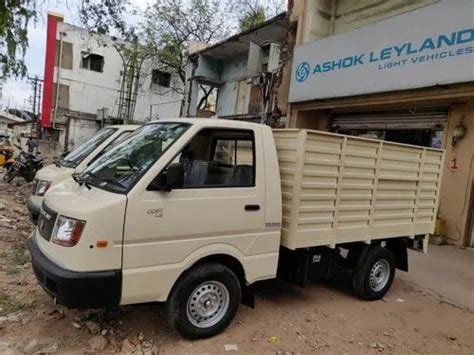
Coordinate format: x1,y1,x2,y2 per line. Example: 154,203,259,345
331,110,448,130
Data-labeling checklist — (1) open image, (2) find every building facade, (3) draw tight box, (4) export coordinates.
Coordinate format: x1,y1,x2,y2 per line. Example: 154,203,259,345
185,14,288,124
286,0,474,247
40,13,183,151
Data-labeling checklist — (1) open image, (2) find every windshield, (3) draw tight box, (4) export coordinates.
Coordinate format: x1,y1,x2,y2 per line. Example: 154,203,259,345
79,122,190,193
60,128,118,168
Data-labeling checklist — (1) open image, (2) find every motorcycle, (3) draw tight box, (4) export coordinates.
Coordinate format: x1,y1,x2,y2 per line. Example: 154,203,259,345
0,134,15,170
3,144,43,183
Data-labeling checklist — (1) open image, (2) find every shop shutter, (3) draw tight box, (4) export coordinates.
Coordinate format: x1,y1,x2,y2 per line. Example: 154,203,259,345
331,110,448,130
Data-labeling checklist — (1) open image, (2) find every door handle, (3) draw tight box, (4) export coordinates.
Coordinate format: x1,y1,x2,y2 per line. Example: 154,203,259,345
245,204,260,211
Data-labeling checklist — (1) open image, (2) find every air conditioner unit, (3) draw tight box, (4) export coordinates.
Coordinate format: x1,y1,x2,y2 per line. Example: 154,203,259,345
261,41,281,72
247,41,281,73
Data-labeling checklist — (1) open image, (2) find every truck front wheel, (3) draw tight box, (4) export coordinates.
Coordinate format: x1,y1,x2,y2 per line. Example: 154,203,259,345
166,262,241,339
352,246,395,300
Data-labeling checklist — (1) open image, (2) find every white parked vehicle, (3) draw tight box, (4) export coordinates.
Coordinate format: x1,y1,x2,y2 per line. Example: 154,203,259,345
27,125,138,224
27,119,443,339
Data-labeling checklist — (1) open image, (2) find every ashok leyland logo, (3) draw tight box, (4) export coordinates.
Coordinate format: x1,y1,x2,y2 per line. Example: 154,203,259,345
295,61,310,82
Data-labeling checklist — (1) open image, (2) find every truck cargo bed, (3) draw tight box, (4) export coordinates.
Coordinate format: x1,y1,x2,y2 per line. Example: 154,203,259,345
273,129,444,250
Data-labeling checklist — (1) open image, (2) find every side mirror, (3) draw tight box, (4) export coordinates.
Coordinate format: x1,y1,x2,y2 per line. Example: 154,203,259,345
148,163,184,191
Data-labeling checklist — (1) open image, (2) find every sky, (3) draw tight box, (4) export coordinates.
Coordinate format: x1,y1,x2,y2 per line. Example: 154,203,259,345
0,0,150,111
0,0,286,111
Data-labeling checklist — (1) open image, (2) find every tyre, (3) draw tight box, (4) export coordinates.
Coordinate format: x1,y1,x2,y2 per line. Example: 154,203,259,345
3,165,15,183
166,262,241,339
352,246,395,300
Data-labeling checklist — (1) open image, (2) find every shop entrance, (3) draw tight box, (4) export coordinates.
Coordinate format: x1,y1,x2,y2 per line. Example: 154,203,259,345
385,129,431,146
331,107,448,149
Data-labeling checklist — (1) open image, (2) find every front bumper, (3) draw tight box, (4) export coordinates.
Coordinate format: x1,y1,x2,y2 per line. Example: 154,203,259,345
27,237,122,308
27,196,41,225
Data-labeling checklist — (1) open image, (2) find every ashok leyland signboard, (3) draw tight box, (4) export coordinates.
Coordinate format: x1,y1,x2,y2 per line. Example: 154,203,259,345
289,0,474,103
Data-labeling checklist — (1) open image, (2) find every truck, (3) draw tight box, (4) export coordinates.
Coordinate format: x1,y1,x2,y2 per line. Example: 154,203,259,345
27,125,138,224
27,119,444,339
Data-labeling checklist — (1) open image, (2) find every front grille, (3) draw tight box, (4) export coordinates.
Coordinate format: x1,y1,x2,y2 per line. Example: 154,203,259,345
38,203,58,241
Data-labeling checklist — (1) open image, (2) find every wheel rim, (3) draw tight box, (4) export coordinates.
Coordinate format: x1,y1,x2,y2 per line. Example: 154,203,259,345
369,259,390,292
186,281,230,328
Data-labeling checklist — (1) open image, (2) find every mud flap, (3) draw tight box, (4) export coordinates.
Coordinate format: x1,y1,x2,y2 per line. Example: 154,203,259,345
241,284,254,309
386,238,408,272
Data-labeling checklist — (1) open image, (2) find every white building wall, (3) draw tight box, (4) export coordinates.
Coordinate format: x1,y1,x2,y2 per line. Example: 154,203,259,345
67,119,98,148
54,23,183,122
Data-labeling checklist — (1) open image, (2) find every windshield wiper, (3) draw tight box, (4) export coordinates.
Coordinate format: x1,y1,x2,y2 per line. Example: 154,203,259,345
98,177,127,191
79,172,127,191
72,173,91,190
61,159,78,168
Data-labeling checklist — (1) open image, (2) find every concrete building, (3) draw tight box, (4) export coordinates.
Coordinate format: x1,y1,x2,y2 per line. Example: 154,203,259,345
185,13,288,124
0,110,35,136
40,12,183,151
285,0,474,247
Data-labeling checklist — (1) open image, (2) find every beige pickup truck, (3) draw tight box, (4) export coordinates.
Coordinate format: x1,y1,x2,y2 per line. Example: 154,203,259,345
27,125,138,224
27,119,443,339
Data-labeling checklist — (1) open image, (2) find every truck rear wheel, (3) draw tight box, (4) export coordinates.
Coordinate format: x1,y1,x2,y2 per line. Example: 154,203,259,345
352,246,395,300
166,262,241,339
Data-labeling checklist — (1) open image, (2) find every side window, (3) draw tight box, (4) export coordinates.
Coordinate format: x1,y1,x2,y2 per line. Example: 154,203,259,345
165,129,255,188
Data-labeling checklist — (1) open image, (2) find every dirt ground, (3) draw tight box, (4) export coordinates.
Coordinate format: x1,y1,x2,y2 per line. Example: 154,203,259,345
0,178,473,354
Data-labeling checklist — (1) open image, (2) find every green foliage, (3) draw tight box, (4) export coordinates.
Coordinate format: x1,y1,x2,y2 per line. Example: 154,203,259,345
6,266,21,275
78,0,131,38
239,5,266,31
8,247,30,266
0,0,132,79
142,0,231,93
0,291,29,316
0,0,37,79
0,0,286,80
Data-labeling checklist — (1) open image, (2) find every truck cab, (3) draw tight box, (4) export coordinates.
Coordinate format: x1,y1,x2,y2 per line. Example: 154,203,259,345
27,125,138,224
28,119,281,339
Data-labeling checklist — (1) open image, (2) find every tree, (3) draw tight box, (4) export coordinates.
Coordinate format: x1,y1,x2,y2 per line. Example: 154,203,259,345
113,39,154,122
0,1,37,79
238,3,266,31
235,0,287,31
141,0,232,114
78,0,134,39
0,0,131,79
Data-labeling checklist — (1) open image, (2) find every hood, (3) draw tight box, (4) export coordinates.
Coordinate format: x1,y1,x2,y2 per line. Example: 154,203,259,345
44,177,126,219
35,164,75,185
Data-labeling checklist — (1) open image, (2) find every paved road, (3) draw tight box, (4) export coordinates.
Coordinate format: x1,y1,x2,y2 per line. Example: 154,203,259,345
397,244,474,311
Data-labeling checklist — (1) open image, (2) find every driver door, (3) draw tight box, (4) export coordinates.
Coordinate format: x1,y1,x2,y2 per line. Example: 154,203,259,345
121,127,266,304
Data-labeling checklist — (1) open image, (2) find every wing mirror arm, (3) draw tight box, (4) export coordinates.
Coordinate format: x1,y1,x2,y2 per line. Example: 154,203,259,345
147,163,184,192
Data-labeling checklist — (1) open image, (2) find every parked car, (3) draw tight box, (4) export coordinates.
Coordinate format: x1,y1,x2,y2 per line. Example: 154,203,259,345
27,119,443,339
27,125,138,224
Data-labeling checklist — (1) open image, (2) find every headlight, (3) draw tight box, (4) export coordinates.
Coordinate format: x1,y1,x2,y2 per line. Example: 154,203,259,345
52,216,86,247
34,180,52,196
